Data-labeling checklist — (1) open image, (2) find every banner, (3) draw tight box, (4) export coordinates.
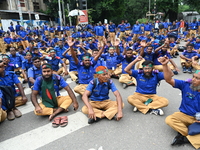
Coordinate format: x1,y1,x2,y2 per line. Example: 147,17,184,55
78,10,88,24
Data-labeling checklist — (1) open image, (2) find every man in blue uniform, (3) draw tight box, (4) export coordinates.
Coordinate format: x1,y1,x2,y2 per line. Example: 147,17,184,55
82,66,123,124
125,56,169,115
44,49,68,76
31,63,78,121
0,60,27,120
118,20,126,40
28,56,42,88
108,21,116,45
159,56,200,149
68,37,104,95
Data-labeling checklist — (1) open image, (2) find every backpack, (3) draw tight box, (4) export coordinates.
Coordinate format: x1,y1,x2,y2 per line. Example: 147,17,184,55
0,86,15,110
38,74,61,87
159,23,164,29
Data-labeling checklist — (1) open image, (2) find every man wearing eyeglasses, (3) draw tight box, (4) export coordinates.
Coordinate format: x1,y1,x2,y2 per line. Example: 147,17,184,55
125,56,169,116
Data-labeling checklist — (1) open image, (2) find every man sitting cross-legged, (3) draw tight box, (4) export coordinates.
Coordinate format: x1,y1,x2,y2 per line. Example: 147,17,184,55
31,63,79,121
82,66,123,124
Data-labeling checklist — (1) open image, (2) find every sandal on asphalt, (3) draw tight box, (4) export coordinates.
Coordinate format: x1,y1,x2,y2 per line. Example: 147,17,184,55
52,117,61,128
7,110,15,121
12,109,22,118
60,116,68,127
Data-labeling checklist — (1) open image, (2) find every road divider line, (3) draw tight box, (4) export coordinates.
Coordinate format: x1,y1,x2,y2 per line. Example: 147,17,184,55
0,112,89,150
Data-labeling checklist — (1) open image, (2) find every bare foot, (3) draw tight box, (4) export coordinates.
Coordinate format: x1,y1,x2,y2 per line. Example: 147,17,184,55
64,109,69,112
49,114,55,121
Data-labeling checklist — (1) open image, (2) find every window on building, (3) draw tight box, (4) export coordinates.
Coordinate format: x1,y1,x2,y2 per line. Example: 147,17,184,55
33,2,40,11
19,0,25,7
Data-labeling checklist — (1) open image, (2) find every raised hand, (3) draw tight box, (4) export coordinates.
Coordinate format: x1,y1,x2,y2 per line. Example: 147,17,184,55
158,56,169,65
67,37,74,47
114,38,120,47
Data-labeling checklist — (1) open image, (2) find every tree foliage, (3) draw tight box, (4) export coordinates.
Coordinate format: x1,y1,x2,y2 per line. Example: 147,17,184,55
42,0,199,25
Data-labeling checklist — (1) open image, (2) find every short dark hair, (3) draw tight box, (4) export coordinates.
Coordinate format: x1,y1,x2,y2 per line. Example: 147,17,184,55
142,60,154,66
147,46,153,49
9,47,16,51
32,56,40,62
187,43,194,47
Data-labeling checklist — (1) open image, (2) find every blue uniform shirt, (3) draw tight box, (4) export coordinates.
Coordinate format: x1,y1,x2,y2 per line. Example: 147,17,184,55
28,66,42,80
9,53,25,68
132,24,142,34
86,79,117,101
101,53,119,70
5,63,15,71
174,79,200,116
44,56,64,71
22,60,33,71
33,74,68,97
182,50,197,60
0,71,20,97
18,30,27,40
118,55,136,74
118,24,126,32
131,70,164,94
108,24,116,32
64,54,83,71
4,37,12,44
54,46,66,59
153,50,171,65
77,60,97,84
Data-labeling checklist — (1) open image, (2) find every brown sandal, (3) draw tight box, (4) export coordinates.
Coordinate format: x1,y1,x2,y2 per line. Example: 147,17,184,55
60,116,68,127
52,117,61,128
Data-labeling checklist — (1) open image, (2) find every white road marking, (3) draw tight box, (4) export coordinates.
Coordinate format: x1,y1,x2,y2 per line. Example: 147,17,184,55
0,112,89,150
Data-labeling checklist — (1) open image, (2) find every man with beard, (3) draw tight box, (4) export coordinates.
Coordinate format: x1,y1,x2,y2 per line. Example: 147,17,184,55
125,56,169,115
82,66,123,124
69,37,105,95
118,48,137,89
159,56,200,149
31,63,79,121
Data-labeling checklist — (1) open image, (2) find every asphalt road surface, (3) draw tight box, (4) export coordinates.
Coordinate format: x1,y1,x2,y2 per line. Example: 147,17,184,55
0,41,197,150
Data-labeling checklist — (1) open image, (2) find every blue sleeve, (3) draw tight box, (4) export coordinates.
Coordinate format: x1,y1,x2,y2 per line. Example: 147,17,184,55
32,77,41,91
0,90,3,99
28,68,34,78
197,54,200,58
86,81,95,92
22,61,26,70
59,59,64,64
13,73,20,84
174,79,185,90
91,60,97,66
59,76,68,88
131,70,138,78
110,81,117,92
157,72,164,81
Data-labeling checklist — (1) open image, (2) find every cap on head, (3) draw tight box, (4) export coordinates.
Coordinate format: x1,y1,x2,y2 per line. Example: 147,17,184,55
96,66,108,74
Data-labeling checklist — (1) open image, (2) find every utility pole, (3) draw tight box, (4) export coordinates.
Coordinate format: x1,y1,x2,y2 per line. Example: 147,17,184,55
26,0,32,28
17,0,24,26
149,0,151,20
58,0,63,29
62,0,66,26
67,3,72,26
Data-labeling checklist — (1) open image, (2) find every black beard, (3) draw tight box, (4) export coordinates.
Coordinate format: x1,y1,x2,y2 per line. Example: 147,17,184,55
126,57,132,63
190,84,200,91
42,75,52,81
144,72,152,79
84,65,90,69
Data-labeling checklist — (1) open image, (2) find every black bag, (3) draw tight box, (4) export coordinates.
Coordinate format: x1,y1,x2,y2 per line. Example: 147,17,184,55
0,86,15,110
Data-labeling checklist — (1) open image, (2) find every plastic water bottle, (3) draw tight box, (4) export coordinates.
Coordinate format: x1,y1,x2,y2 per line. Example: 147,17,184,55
195,112,200,121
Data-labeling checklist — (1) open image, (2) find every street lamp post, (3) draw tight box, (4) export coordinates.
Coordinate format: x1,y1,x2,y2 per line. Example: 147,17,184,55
17,0,23,26
149,0,151,20
58,0,63,29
